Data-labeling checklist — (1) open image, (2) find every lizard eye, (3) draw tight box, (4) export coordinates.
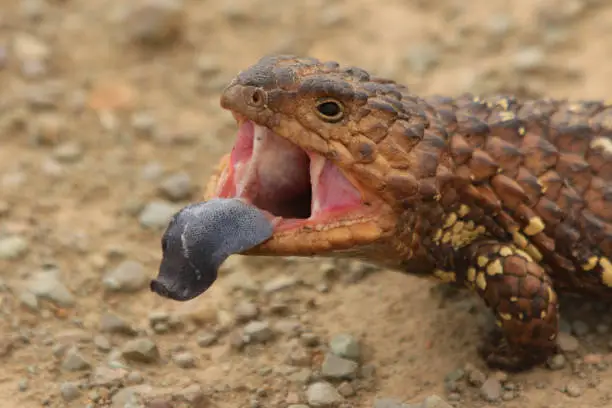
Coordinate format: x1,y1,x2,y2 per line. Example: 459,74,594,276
315,98,344,122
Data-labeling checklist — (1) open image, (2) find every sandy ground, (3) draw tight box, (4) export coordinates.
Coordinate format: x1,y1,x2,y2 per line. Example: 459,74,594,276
1,0,612,407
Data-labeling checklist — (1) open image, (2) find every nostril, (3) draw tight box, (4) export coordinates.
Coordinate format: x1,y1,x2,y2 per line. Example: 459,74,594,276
150,279,169,297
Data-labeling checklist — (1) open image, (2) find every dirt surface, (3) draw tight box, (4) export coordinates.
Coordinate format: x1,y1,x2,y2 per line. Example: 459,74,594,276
2,0,612,407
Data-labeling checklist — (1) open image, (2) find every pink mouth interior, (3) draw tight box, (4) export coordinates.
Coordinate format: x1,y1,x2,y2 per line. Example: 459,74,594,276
215,120,363,224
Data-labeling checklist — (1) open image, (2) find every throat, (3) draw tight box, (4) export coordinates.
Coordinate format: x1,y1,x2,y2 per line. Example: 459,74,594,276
215,120,363,223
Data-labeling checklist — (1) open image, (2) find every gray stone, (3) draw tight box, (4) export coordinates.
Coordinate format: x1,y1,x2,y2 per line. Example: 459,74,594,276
90,366,128,387
121,338,160,363
99,313,137,335
93,335,112,352
0,235,29,260
158,171,193,201
243,320,274,343
306,381,343,407
321,353,358,379
52,142,83,163
138,200,179,229
329,333,360,360
60,382,81,401
103,260,147,293
27,269,75,307
61,347,91,371
234,300,259,322
557,332,580,352
480,378,502,402
111,384,153,407
565,381,582,397
172,351,196,368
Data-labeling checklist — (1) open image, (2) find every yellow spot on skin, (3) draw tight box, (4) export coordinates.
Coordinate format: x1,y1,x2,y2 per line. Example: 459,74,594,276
600,257,612,287
465,221,475,230
476,272,487,290
582,256,599,271
458,205,470,217
510,296,518,302
486,259,503,276
499,111,515,121
519,312,524,320
499,247,513,257
496,320,502,327
442,232,452,244
434,269,457,283
477,256,489,267
452,221,465,234
433,229,442,243
541,310,547,319
443,213,457,229
519,127,526,135
524,217,545,236
513,231,529,249
475,226,486,235
467,267,476,282
499,312,512,320
515,249,534,262
526,244,543,261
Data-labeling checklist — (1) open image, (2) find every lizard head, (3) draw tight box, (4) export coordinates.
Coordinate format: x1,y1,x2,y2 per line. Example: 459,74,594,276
205,55,436,262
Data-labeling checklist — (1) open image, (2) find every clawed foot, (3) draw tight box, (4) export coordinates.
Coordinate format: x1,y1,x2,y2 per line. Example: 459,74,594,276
478,329,556,372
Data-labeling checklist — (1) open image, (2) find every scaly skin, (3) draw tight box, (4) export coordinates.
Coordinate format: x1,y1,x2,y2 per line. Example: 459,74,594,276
204,55,612,371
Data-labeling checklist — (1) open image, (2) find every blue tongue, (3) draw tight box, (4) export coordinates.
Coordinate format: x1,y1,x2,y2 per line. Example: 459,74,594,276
150,198,274,301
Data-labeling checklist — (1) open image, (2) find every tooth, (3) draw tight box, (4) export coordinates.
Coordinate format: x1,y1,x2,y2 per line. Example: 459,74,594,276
309,154,326,215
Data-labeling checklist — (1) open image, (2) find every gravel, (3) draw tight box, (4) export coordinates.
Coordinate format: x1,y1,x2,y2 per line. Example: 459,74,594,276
120,338,160,363
138,200,179,229
243,320,274,343
59,382,81,401
321,353,359,379
0,235,29,260
329,333,360,360
158,171,193,201
61,347,91,371
26,268,75,307
306,381,344,407
103,260,148,293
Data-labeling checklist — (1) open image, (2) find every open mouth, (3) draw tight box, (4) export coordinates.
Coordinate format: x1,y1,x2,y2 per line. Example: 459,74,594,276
211,119,368,232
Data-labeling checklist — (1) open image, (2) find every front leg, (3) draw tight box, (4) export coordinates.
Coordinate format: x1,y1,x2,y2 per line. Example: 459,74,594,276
448,240,559,371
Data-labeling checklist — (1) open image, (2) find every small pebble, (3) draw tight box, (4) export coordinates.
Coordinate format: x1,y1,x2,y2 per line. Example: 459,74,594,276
480,377,502,402
126,371,144,385
52,142,83,163
158,171,193,201
99,313,137,335
468,369,486,387
122,0,185,46
547,354,567,370
61,347,91,372
18,378,28,392
139,201,179,229
27,269,75,307
337,381,355,397
93,335,112,352
263,275,298,293
565,381,583,397
306,381,344,407
60,382,81,401
234,301,259,322
0,236,29,260
329,333,360,361
121,338,160,363
173,351,196,368
243,321,274,343
557,332,580,353
321,353,359,379
103,260,148,293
